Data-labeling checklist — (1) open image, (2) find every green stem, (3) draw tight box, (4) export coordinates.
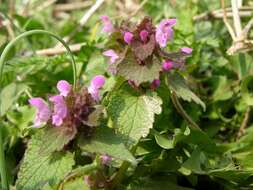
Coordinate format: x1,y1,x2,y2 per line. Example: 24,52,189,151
110,145,137,190
165,76,201,130
170,92,201,130
0,29,77,90
0,127,8,190
0,29,78,190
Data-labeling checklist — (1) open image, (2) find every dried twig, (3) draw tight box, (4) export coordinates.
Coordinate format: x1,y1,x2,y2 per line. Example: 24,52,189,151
28,0,57,16
231,0,242,36
54,1,93,12
55,0,105,47
219,0,253,55
221,0,236,41
36,43,86,56
194,9,253,21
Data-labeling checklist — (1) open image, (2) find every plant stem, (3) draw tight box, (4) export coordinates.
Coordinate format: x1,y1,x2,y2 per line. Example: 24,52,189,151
0,127,8,190
170,92,201,130
110,145,137,190
0,30,77,90
165,75,201,130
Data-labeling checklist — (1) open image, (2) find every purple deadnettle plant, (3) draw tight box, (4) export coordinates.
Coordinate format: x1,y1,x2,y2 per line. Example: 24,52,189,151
101,16,192,88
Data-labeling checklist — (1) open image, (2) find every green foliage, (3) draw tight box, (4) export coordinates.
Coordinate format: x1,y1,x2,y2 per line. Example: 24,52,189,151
16,132,74,190
0,83,28,116
168,72,205,110
78,126,136,164
108,87,162,145
1,1,253,190
118,51,161,85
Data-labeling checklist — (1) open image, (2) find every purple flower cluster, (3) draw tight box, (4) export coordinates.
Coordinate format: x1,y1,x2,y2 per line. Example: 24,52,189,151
29,76,105,127
100,16,192,89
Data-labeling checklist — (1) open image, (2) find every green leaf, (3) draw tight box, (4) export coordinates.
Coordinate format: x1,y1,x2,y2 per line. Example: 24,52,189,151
117,52,161,85
128,177,194,190
63,177,89,190
79,126,136,164
182,149,207,174
39,126,77,155
168,72,206,111
0,83,28,116
108,90,162,145
16,132,75,190
151,129,174,149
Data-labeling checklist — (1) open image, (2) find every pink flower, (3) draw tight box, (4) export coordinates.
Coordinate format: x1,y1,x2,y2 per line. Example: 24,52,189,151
124,32,134,44
100,154,112,165
155,18,177,47
181,47,193,54
140,30,149,42
100,15,114,34
151,79,160,89
103,49,119,64
57,80,71,97
49,95,68,126
29,98,51,127
88,75,106,101
162,60,174,71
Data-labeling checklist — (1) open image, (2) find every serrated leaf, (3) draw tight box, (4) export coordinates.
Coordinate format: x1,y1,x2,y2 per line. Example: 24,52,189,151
79,126,136,164
16,132,75,190
108,90,162,145
39,126,77,155
168,73,206,111
0,82,28,116
117,52,161,85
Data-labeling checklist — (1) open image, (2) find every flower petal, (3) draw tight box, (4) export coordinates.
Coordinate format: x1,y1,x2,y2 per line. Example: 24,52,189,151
29,97,51,127
162,60,174,71
124,32,134,44
57,80,71,97
181,47,193,54
49,95,68,126
103,49,119,64
100,15,114,34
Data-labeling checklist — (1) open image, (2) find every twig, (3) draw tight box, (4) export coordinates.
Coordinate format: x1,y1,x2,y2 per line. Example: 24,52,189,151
36,43,86,56
237,107,250,140
28,0,57,16
242,17,253,37
55,0,105,46
54,1,93,12
221,0,236,41
194,10,253,21
231,0,242,36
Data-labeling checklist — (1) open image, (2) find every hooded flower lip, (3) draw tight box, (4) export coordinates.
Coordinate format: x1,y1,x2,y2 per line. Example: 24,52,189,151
124,32,134,44
162,60,174,71
151,79,160,88
181,47,193,54
49,95,68,126
57,80,71,97
29,97,51,127
100,15,114,34
140,30,149,42
88,75,106,101
155,18,177,48
103,49,119,64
